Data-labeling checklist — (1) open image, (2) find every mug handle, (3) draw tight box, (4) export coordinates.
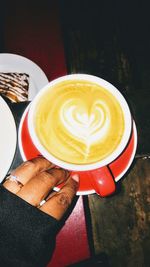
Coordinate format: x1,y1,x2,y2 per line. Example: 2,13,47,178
89,166,116,197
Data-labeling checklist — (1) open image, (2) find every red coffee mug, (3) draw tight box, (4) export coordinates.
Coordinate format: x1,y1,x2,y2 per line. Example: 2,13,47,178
19,108,137,197
26,74,132,197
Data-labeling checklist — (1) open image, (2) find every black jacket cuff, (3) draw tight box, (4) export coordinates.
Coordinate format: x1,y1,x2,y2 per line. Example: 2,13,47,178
0,185,59,267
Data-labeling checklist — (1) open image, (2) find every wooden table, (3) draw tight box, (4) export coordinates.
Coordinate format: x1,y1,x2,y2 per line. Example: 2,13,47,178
60,1,150,266
1,0,150,266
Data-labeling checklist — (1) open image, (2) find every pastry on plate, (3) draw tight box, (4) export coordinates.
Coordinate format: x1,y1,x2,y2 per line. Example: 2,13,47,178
0,72,29,102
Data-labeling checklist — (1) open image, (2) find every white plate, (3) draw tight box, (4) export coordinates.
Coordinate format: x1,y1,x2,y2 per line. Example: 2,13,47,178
0,53,49,100
0,96,17,182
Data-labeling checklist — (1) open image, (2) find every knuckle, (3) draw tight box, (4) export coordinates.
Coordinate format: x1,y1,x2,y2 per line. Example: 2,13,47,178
47,168,60,177
23,157,47,171
38,172,53,186
56,192,71,208
30,157,53,169
68,181,78,193
48,169,66,181
22,160,36,170
29,157,42,166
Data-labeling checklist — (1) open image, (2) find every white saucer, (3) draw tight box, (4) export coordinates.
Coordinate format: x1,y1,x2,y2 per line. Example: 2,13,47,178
0,96,17,182
0,53,49,100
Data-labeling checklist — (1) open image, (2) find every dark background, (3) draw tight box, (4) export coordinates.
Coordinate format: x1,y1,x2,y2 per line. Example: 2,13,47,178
0,1,150,266
60,0,150,155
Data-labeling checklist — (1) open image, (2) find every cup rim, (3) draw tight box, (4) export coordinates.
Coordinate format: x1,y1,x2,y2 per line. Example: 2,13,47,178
28,74,132,171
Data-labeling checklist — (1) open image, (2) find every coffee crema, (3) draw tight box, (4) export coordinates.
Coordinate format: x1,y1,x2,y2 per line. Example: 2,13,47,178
34,80,125,164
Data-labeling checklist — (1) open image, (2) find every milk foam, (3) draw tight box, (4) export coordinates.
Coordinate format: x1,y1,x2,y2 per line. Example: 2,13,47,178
60,99,110,147
35,80,125,164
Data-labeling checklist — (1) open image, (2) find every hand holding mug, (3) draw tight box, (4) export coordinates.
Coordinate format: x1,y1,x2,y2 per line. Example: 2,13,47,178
3,157,79,220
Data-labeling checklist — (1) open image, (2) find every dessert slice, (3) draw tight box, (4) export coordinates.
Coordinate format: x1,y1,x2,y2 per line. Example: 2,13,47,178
0,72,29,102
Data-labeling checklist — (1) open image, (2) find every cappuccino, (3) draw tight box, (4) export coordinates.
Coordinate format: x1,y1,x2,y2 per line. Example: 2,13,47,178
34,79,125,165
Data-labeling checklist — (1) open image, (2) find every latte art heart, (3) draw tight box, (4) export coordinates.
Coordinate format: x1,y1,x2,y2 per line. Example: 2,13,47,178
35,80,125,164
60,100,110,145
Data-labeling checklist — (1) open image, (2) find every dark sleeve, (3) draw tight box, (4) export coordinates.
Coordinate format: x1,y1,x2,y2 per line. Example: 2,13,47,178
0,185,59,267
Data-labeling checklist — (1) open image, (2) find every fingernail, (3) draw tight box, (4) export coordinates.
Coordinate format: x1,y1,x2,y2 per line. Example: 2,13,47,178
71,174,80,183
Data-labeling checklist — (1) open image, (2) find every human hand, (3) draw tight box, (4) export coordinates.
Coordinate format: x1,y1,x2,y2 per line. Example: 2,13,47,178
0,157,79,266
3,156,79,220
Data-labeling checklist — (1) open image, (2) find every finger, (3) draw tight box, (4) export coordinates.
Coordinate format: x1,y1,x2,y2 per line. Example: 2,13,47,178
3,157,54,194
40,174,79,220
17,168,69,206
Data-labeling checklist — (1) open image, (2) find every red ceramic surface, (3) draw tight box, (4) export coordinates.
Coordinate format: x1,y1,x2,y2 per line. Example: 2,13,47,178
89,166,116,196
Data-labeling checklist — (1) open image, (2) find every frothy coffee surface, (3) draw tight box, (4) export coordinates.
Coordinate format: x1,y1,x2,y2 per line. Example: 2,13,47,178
35,80,125,164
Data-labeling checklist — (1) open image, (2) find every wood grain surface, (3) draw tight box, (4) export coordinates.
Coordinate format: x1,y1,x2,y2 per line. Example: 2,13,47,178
60,0,150,266
88,158,150,266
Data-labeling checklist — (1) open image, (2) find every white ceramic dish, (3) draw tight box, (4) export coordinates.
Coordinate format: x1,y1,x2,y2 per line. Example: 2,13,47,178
0,96,17,182
0,53,49,100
